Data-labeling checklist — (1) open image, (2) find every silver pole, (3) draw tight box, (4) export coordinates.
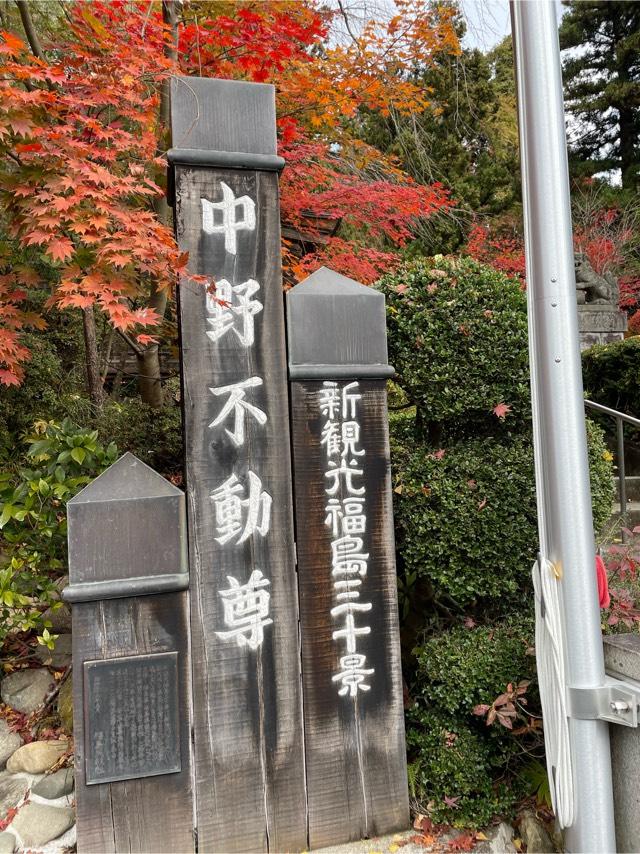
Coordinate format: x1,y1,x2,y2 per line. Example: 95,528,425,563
510,3,616,852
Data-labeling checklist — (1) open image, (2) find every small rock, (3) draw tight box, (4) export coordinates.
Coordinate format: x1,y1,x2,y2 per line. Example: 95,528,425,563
57,675,73,733
31,767,74,799
10,802,74,848
6,739,69,774
41,603,72,633
519,809,554,853
35,634,72,669
0,668,53,715
488,822,517,854
0,773,28,818
0,721,21,770
0,832,15,854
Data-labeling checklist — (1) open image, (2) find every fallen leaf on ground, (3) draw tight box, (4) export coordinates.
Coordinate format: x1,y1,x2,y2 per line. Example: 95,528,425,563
448,832,476,851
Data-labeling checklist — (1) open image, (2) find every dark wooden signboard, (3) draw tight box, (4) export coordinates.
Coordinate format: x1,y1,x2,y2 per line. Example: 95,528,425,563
287,267,409,849
64,453,193,854
84,652,180,785
169,76,306,853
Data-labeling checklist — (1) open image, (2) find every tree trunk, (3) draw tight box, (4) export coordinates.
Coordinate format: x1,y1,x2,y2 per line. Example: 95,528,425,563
15,0,44,59
82,306,104,409
136,345,164,409
135,0,178,406
619,106,637,191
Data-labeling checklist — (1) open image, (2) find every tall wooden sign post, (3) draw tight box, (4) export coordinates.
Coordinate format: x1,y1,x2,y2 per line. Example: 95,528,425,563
287,267,409,849
169,77,306,853
65,453,193,854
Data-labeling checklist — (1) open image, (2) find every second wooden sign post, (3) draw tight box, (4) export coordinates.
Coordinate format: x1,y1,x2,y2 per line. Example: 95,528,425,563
169,77,306,853
287,267,409,849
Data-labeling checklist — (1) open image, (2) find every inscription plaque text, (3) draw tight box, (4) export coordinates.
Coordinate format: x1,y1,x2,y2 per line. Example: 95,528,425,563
84,651,180,785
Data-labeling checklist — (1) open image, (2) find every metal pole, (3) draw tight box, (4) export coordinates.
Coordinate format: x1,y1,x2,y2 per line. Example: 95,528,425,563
617,417,627,542
510,3,616,852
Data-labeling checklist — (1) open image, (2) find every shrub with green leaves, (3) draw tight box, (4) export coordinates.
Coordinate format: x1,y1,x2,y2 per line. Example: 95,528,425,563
0,419,118,644
407,618,536,826
63,381,183,477
582,336,640,418
391,411,615,609
413,618,536,716
0,334,70,460
378,256,530,434
406,709,519,827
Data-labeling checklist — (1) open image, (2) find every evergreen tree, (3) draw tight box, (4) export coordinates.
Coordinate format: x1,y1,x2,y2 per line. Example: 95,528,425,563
361,14,520,253
560,1,640,190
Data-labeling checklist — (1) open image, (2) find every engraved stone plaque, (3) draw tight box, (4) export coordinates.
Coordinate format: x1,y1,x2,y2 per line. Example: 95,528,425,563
84,651,181,785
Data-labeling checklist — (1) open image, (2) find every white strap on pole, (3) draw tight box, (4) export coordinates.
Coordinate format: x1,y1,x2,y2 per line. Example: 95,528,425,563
533,557,573,828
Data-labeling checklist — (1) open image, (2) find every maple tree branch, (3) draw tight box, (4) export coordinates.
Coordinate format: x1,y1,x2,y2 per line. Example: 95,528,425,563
336,0,361,52
116,328,144,358
15,0,44,60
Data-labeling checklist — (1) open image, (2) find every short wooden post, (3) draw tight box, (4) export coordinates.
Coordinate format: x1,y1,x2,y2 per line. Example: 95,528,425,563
169,77,306,852
64,453,193,854
287,267,410,848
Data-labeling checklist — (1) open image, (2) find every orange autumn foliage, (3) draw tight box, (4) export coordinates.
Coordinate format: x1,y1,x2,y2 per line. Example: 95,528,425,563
0,1,459,384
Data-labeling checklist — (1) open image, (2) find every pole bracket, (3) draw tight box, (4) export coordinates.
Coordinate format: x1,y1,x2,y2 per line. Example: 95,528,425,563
568,676,640,727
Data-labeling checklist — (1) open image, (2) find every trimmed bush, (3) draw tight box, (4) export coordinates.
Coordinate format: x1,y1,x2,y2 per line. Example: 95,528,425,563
378,256,530,433
413,618,536,716
582,336,640,418
391,411,615,608
380,256,616,826
406,618,536,826
407,708,518,827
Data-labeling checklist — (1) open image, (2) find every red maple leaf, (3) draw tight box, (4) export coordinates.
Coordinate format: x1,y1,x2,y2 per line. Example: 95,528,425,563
492,402,512,420
46,237,75,263
448,833,476,851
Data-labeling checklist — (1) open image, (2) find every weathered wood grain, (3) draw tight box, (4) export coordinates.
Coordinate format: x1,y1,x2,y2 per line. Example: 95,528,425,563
171,77,306,854
71,595,193,853
66,454,193,854
290,380,409,849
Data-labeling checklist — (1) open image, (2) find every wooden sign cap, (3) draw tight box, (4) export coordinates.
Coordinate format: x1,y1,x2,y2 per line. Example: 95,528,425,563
287,266,394,380
168,76,284,172
64,453,187,603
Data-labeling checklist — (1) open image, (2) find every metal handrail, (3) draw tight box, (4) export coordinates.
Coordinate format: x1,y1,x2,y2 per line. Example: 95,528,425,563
584,399,640,430
585,398,639,541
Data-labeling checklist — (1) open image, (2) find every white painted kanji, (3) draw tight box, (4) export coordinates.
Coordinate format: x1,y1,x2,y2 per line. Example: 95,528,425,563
332,613,371,652
341,421,365,458
209,376,267,446
215,569,273,650
324,458,365,496
324,496,366,537
201,182,256,255
206,279,262,347
320,381,340,420
319,380,375,698
332,653,374,697
210,471,272,545
321,420,341,458
341,381,362,419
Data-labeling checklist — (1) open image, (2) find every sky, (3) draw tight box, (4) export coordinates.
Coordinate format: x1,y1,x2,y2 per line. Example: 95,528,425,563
460,1,566,51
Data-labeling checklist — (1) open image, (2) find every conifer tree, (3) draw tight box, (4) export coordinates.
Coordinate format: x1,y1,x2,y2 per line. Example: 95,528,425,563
560,1,640,190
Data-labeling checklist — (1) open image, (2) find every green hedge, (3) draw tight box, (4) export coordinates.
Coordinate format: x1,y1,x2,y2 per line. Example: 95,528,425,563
413,618,536,716
391,412,615,608
582,336,640,418
381,254,616,826
406,709,518,827
378,256,530,434
407,618,536,826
